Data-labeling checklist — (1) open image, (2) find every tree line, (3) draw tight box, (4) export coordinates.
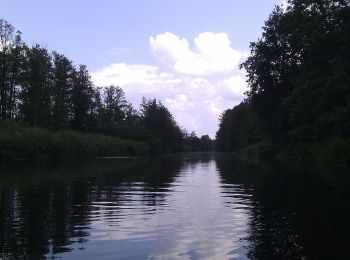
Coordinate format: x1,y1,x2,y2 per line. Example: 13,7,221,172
0,18,213,153
216,0,350,159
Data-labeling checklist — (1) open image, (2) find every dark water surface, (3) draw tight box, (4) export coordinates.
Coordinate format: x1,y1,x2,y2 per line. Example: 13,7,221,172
0,153,349,259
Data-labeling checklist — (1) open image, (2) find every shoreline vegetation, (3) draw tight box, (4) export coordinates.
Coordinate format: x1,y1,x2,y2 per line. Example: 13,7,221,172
216,1,350,168
1,0,349,164
0,19,214,159
0,121,150,159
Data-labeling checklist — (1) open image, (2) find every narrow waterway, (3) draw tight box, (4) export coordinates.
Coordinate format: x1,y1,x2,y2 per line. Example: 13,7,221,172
0,153,349,259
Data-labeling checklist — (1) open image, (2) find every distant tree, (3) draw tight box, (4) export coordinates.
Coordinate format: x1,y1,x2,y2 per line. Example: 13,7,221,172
100,85,128,134
87,86,104,132
200,135,213,151
117,103,142,139
0,18,214,154
216,102,263,152
0,19,25,121
71,65,93,130
51,52,75,128
141,98,183,152
20,44,53,126
0,18,14,121
187,131,200,151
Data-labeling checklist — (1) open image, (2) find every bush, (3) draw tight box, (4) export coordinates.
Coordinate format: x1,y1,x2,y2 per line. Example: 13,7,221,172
0,122,150,159
311,138,350,167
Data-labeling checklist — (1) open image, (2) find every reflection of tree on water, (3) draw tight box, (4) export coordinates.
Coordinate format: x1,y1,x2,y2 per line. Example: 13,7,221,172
2,154,348,259
215,154,350,259
0,157,184,259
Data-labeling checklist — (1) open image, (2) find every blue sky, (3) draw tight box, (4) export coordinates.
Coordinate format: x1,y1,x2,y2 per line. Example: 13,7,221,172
2,0,284,137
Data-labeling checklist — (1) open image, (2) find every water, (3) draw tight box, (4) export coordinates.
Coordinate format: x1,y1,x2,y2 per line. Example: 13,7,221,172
0,153,349,259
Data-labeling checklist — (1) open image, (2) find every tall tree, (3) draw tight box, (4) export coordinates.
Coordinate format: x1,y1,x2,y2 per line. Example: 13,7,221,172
87,86,104,132
240,0,350,146
71,65,93,130
20,44,53,126
0,18,14,122
0,19,25,121
51,52,75,128
101,85,128,134
141,98,183,152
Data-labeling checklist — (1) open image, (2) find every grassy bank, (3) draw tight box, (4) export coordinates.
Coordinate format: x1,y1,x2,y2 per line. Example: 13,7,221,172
0,122,150,159
234,138,350,173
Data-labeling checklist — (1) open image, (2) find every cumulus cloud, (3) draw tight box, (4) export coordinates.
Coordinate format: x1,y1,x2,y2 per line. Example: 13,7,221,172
91,63,179,87
91,32,248,137
150,32,243,75
218,75,248,97
163,78,243,137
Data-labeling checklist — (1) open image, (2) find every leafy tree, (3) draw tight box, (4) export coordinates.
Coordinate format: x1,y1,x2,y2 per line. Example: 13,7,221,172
100,85,128,134
234,0,350,152
240,5,301,144
0,18,15,121
0,19,25,121
216,102,263,152
51,52,75,128
20,44,53,126
199,135,214,151
87,86,104,132
141,98,183,152
71,65,93,130
285,0,350,143
0,18,212,155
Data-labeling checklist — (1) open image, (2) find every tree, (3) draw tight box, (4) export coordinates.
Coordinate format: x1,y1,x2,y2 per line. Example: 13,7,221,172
20,44,53,126
216,102,263,152
285,0,350,143
51,52,75,128
141,98,183,152
71,65,93,130
0,18,213,154
239,0,350,148
0,18,15,121
0,19,25,121
200,135,213,151
101,85,128,134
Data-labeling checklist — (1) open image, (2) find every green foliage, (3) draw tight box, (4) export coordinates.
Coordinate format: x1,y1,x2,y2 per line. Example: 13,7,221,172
0,18,207,156
216,102,263,152
0,122,150,159
181,131,214,152
217,0,350,165
0,19,25,121
140,98,183,152
199,135,214,151
51,51,75,129
20,44,53,126
312,138,350,167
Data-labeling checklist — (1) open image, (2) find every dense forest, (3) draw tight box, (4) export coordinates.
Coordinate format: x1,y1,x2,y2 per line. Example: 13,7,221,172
216,0,350,162
0,18,213,158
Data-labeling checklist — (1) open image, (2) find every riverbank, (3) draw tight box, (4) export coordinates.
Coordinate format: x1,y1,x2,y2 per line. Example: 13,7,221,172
234,139,350,184
0,122,150,159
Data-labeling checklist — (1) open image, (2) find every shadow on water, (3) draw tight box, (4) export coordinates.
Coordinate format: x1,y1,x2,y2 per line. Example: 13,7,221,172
0,156,186,259
0,153,349,259
215,153,350,260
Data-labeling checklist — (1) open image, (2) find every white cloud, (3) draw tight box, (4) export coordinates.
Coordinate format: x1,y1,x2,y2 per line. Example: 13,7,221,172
91,63,179,87
218,75,248,97
91,32,249,138
150,32,243,75
163,78,242,137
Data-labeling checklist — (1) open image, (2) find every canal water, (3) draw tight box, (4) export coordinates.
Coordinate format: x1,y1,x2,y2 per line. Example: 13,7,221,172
0,153,349,259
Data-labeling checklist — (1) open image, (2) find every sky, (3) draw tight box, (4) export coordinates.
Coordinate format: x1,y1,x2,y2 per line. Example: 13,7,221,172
2,0,285,138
